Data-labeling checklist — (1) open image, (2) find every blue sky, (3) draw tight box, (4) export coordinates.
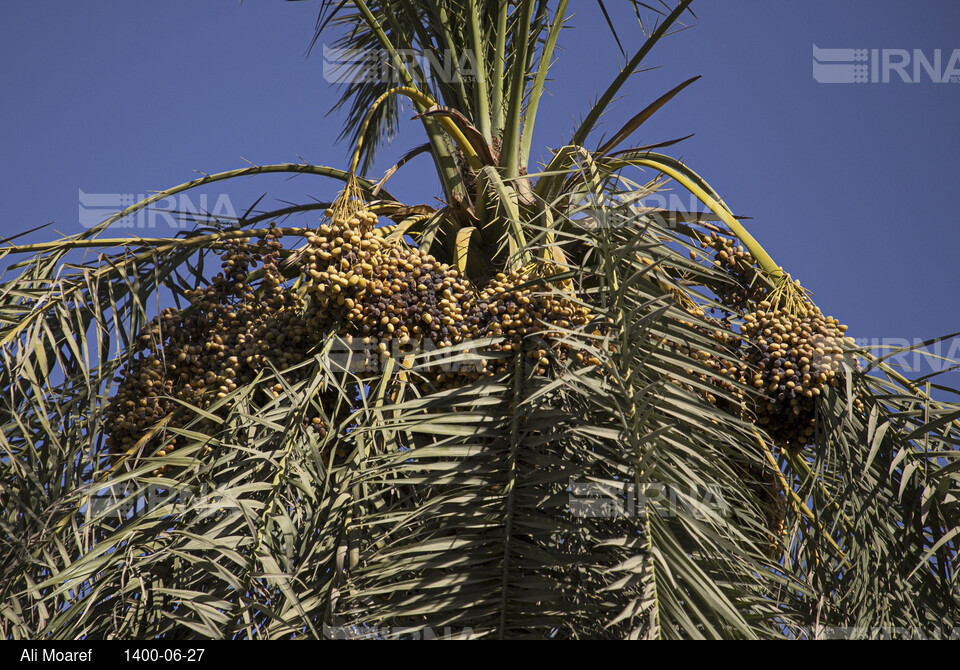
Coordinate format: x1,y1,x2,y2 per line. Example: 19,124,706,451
2,0,958,388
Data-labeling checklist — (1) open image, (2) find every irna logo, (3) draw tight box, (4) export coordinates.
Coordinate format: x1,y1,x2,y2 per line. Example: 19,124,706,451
79,189,238,229
813,45,960,84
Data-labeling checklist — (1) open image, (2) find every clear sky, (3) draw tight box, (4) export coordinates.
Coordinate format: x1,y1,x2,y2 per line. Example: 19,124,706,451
2,0,958,388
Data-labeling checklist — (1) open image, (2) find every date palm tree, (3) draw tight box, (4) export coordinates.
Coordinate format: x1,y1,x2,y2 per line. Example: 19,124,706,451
1,0,957,639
